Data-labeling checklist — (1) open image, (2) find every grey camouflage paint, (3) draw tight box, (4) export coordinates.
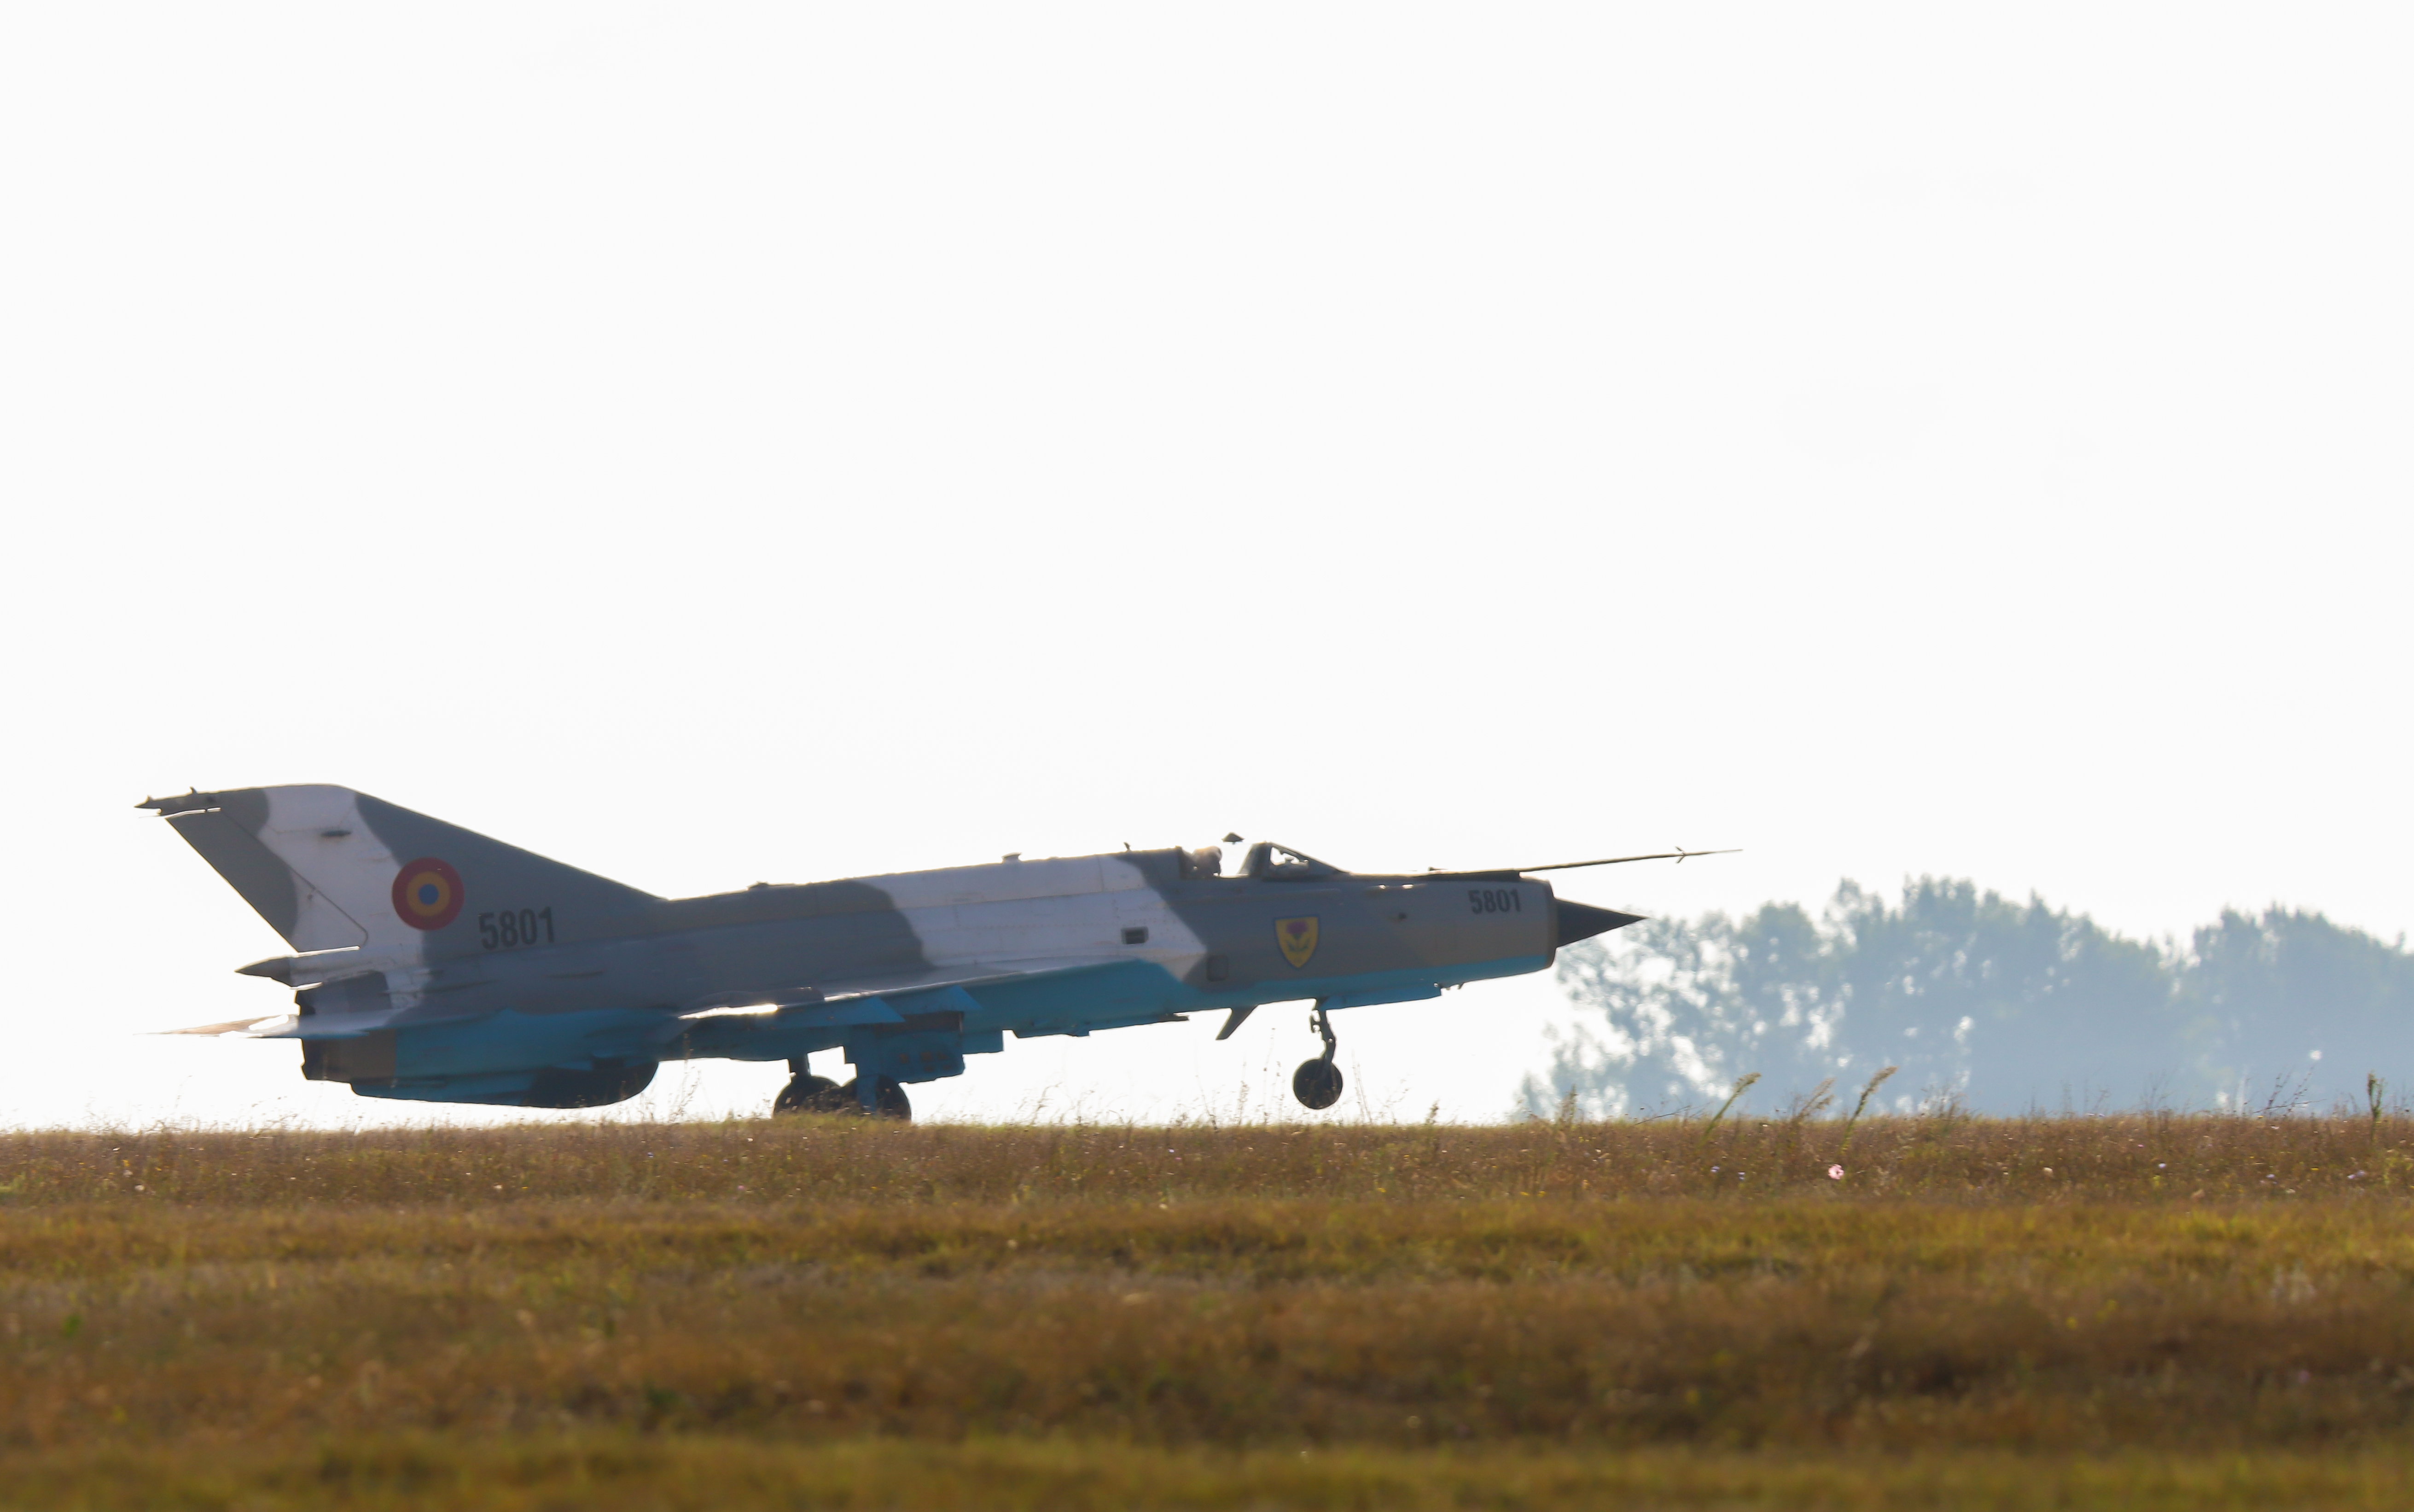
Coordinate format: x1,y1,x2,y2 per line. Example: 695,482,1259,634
143,786,1642,1111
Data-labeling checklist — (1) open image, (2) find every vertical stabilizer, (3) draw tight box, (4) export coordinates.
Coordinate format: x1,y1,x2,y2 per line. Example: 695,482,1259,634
140,786,659,959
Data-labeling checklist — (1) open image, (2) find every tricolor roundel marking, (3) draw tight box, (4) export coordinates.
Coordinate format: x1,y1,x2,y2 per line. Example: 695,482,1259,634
392,858,465,931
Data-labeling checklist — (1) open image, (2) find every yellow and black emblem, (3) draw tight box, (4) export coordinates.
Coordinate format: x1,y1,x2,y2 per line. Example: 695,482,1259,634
1275,916,1319,969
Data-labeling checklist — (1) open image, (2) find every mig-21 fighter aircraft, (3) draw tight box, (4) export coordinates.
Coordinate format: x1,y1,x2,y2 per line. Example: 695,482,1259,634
143,785,1728,1117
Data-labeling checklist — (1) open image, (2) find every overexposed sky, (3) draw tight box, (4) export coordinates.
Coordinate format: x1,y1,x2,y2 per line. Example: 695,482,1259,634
2,6,2407,1128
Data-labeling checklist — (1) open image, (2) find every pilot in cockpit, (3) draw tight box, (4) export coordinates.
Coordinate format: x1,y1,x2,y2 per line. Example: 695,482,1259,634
1180,839,1340,881
1241,843,1338,879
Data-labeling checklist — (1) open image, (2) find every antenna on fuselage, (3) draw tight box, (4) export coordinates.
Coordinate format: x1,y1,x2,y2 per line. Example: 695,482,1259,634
1420,847,1739,879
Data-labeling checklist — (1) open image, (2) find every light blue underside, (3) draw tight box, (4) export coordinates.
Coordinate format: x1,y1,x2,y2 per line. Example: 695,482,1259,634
350,953,1553,1104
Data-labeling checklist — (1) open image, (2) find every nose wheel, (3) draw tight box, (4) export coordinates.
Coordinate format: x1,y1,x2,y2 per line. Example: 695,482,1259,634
1291,1001,1344,1111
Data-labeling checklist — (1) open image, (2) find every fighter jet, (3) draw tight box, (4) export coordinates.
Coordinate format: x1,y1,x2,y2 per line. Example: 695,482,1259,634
142,786,1728,1117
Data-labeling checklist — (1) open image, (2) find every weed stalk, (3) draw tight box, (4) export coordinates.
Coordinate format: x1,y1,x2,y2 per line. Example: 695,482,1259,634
1839,1065,1898,1164
1699,1073,1760,1144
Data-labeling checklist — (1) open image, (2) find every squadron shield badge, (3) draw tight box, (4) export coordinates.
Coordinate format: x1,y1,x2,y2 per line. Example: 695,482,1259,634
1276,916,1319,968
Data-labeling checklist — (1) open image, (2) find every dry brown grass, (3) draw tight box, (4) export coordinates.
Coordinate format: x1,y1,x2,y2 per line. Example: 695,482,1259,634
3,1112,2410,1507
7,1105,2406,1207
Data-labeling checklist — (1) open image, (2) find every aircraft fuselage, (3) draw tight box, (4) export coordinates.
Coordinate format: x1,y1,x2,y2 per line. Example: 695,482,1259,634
144,787,1641,1111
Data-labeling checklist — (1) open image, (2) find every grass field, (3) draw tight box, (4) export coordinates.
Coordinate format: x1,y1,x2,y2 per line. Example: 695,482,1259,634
4,1109,2411,1508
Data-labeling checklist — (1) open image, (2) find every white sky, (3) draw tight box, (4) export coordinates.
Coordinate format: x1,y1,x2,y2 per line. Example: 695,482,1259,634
2,6,2408,1128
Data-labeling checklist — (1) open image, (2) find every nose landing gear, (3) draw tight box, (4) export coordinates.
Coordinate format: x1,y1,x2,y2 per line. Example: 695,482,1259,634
1291,1001,1344,1111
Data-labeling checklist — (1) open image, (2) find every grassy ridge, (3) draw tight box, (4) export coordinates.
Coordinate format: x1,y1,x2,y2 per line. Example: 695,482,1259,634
10,1440,2414,1512
6,1107,2404,1205
4,1114,2411,1507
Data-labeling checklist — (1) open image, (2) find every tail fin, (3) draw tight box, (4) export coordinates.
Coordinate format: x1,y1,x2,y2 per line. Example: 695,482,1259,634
140,786,658,956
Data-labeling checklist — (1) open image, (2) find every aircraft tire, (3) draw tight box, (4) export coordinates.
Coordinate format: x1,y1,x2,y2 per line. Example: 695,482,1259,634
772,1074,853,1116
1292,1058,1344,1111
841,1076,914,1122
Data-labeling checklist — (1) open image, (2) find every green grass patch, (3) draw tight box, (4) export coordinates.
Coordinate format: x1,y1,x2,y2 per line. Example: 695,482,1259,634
6,1437,2414,1511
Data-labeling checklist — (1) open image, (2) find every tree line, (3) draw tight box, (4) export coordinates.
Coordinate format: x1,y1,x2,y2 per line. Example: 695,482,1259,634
1524,878,2414,1117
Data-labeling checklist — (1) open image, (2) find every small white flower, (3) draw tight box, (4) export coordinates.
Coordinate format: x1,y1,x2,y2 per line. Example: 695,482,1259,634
1827,1165,1844,1181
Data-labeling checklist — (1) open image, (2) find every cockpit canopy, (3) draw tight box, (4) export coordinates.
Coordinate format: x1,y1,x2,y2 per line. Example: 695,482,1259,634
1178,842,1343,881
1245,842,1340,879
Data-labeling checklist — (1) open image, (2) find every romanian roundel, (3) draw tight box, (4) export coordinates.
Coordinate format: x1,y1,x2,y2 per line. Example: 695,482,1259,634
391,858,465,931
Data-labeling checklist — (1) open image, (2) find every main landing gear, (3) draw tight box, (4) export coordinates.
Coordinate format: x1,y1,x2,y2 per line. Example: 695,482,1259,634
773,1063,912,1121
1291,1001,1344,1111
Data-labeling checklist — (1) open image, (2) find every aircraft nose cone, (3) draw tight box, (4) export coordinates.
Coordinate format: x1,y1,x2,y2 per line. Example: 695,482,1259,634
1555,899,1644,948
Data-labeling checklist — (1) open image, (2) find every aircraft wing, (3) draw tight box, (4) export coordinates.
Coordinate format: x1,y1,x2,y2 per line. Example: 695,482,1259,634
165,958,1141,1041
674,957,1133,1024
156,1004,494,1041
159,1017,292,1038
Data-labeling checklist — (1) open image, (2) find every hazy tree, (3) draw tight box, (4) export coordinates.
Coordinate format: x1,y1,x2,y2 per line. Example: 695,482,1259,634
1823,878,2173,1111
1527,880,2405,1117
2176,908,2414,1109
